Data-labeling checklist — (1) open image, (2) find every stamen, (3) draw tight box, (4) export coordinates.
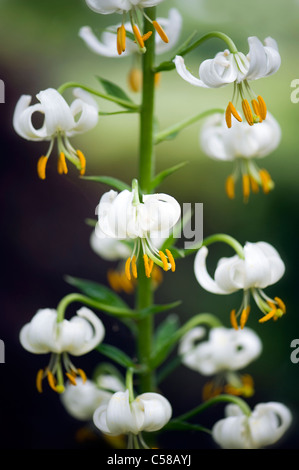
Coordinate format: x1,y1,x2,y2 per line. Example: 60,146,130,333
152,21,169,43
249,175,259,193
159,251,169,271
66,372,77,386
148,258,154,277
242,99,254,126
242,173,250,203
58,152,68,175
133,25,144,49
257,95,267,120
225,104,232,128
77,368,87,383
274,297,286,313
251,99,262,122
47,370,57,392
131,255,138,279
37,155,48,180
117,27,123,55
143,254,151,278
36,369,44,393
125,257,132,281
225,175,235,199
77,150,86,176
240,306,250,329
230,309,239,330
107,269,121,292
259,308,276,323
120,24,126,52
229,102,242,122
128,68,142,93
259,169,272,194
165,249,176,272
142,31,153,42
154,72,161,88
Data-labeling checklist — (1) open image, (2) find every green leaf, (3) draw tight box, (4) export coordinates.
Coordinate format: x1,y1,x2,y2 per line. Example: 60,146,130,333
138,300,182,318
65,276,129,310
96,76,133,104
149,162,188,192
154,314,180,353
81,175,131,192
96,344,139,370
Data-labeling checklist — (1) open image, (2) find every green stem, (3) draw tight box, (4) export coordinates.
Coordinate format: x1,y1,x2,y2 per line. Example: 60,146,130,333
126,368,135,402
56,293,135,323
135,8,157,395
57,81,139,111
155,108,225,145
155,31,238,73
174,394,252,423
184,233,245,259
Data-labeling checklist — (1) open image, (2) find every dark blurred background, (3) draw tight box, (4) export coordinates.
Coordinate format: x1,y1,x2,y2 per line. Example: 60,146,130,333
1,0,299,450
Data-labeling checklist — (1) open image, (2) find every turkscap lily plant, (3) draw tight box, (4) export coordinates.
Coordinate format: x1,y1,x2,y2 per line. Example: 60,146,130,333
15,0,292,452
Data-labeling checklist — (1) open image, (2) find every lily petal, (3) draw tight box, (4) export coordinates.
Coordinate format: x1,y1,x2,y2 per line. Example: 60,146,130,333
245,36,269,81
13,95,49,141
174,56,209,88
36,88,75,136
138,393,172,432
68,88,99,135
194,246,236,294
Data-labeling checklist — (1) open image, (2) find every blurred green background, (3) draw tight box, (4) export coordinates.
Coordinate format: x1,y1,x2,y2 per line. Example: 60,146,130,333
1,0,299,449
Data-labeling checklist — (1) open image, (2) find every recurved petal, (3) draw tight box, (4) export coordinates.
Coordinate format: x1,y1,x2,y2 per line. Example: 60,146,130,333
245,36,269,81
254,242,285,285
138,393,172,432
249,402,292,448
194,246,233,294
13,95,49,141
36,88,75,136
212,414,249,449
68,88,99,135
85,0,126,14
178,327,207,370
199,52,239,87
243,242,276,288
263,37,281,76
105,390,140,435
79,26,123,57
67,307,105,356
19,309,58,354
174,56,209,88
143,193,181,235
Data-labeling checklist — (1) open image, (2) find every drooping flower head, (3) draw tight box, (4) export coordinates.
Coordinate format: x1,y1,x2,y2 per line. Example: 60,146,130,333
19,307,105,393
93,389,172,448
13,88,99,179
212,401,292,449
85,0,169,55
200,112,281,201
179,326,262,400
174,36,281,128
194,242,286,329
61,374,125,421
95,179,181,281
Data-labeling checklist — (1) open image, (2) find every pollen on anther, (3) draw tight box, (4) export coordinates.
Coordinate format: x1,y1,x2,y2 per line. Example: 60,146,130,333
59,152,68,175
159,251,169,271
77,368,87,383
240,306,250,329
47,370,57,392
242,99,254,126
77,150,86,176
229,102,242,122
152,21,169,43
257,95,267,120
143,254,151,278
259,309,276,323
37,155,48,180
125,257,132,281
242,174,251,202
225,175,235,199
165,249,175,272
131,256,138,279
66,372,77,386
142,31,153,42
274,297,286,313
133,25,144,49
230,309,239,330
36,369,44,393
225,104,232,128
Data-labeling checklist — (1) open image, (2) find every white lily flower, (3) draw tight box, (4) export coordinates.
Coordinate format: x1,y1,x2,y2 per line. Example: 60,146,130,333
194,242,286,328
61,374,125,421
179,326,262,400
13,87,99,180
80,9,182,58
90,226,132,261
85,0,169,55
19,307,105,393
174,36,281,127
212,402,292,449
200,112,281,201
95,180,181,280
93,389,172,447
